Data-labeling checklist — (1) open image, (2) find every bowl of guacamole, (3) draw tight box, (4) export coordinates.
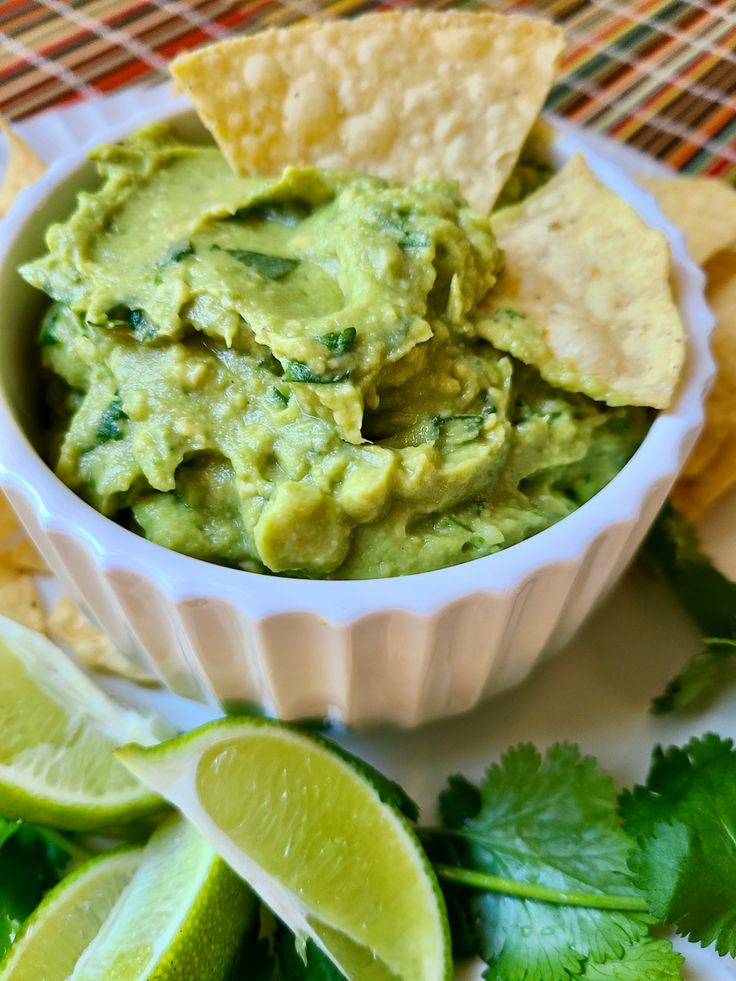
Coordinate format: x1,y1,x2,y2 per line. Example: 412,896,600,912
0,103,713,725
20,122,652,581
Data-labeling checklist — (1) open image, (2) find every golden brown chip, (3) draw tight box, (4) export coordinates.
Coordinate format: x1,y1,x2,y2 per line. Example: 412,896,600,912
0,117,46,218
171,11,564,212
47,595,158,686
673,249,736,518
478,154,685,408
642,177,736,267
673,434,736,520
0,562,45,632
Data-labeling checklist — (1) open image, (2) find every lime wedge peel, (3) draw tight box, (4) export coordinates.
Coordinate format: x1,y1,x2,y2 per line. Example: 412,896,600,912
118,717,453,981
68,814,256,981
0,816,256,981
0,614,170,830
0,845,143,980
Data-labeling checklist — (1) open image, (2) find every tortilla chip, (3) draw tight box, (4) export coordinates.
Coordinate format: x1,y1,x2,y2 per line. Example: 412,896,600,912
673,434,736,520
642,177,736,267
673,249,736,517
0,562,45,632
0,117,45,218
171,11,564,212
1,537,49,575
47,595,158,686
478,154,685,409
0,493,20,544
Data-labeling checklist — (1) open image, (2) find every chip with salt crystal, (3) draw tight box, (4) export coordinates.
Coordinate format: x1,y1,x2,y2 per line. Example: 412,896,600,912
170,10,564,213
477,154,685,409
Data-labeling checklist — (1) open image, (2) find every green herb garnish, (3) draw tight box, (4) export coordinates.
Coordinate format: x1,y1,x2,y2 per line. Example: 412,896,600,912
210,245,299,281
318,328,356,354
283,361,349,385
105,305,158,341
160,239,193,265
0,819,75,957
227,200,311,226
95,397,128,443
641,505,736,712
39,305,61,347
424,744,656,980
620,734,736,956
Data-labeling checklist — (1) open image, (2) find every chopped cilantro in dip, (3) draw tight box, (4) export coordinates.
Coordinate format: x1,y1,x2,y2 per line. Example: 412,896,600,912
22,125,648,579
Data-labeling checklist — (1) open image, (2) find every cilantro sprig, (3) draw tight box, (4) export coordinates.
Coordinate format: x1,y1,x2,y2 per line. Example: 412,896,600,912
620,734,736,955
422,744,656,981
641,505,736,713
0,819,79,957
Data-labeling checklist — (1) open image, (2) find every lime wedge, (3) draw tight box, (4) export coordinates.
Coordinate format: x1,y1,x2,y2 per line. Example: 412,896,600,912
0,846,143,980
69,815,256,981
0,614,168,830
119,718,452,981
0,816,255,981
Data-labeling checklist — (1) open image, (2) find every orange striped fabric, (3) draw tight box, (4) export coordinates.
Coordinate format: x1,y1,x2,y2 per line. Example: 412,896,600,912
0,0,734,177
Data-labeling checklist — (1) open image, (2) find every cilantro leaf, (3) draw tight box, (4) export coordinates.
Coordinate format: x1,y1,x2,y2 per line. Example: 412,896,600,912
651,638,736,714
0,822,72,956
160,239,193,265
437,744,650,981
95,397,128,443
640,505,736,713
439,774,481,828
318,328,356,355
283,361,349,385
619,734,736,954
439,744,649,981
228,929,275,980
0,818,17,851
211,245,299,281
578,939,683,979
274,930,345,980
641,504,736,639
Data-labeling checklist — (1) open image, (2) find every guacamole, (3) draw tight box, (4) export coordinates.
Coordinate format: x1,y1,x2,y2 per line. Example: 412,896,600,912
22,125,648,579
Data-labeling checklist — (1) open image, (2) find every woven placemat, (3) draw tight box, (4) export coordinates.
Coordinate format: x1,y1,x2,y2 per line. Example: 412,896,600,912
1,0,734,179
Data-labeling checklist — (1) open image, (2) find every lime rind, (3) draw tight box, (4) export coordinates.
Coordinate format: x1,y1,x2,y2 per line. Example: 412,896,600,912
0,615,168,830
0,845,143,980
69,814,256,981
118,716,453,981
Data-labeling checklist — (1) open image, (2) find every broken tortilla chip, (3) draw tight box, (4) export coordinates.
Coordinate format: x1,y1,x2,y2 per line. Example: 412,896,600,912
478,154,685,409
0,117,45,218
672,249,736,519
47,595,158,686
642,176,736,267
0,562,44,632
1,537,49,575
170,11,564,213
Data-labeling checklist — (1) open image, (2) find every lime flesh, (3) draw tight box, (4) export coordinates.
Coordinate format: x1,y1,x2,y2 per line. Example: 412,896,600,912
0,846,142,980
0,817,255,981
69,815,256,981
119,718,452,981
0,614,168,830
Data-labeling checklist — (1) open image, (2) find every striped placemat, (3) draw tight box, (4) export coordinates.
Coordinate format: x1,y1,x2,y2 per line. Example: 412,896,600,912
0,0,734,179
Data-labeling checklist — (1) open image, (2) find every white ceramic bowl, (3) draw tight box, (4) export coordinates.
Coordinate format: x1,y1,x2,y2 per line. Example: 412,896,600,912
0,102,714,727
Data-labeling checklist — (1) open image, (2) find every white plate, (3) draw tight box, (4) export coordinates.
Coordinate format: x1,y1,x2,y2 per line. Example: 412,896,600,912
13,88,736,979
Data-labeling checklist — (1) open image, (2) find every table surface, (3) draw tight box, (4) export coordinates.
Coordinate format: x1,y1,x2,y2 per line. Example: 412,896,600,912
0,0,734,181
